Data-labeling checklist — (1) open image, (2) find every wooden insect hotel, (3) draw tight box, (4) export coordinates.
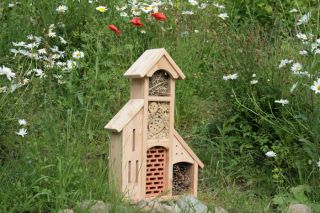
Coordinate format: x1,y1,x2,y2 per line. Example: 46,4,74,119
105,48,204,201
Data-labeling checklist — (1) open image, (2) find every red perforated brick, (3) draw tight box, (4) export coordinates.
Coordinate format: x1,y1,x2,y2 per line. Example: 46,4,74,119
145,146,167,197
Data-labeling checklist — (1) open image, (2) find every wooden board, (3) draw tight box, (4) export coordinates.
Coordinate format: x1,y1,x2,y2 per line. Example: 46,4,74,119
109,132,123,191
130,79,145,99
122,109,143,199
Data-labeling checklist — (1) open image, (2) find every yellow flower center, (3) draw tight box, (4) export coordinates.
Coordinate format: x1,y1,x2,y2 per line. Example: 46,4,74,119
317,85,320,91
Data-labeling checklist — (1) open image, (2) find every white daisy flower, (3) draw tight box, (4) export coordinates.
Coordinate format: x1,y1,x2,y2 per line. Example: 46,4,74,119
72,50,84,59
16,128,27,137
194,30,199,33
182,11,194,15
265,151,276,157
33,69,45,78
27,34,34,40
297,12,311,25
252,74,256,77
150,3,158,12
250,80,258,85
18,119,27,126
223,73,238,80
0,66,16,81
213,3,225,9
311,42,319,51
67,60,77,70
188,0,198,6
317,159,320,168
23,78,29,85
120,12,128,17
299,50,308,55
12,41,26,47
96,6,108,13
38,48,47,55
56,5,68,13
311,78,320,94
48,29,56,38
141,5,152,13
198,3,208,9
278,59,293,68
8,3,15,8
0,86,7,93
115,5,127,11
10,49,19,55
293,71,310,77
296,33,307,40
59,36,67,44
291,62,302,72
275,99,289,106
132,6,141,16
218,13,229,20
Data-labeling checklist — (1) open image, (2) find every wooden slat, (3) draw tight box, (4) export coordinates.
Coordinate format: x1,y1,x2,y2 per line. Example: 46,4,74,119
105,99,144,132
109,133,123,191
148,96,171,102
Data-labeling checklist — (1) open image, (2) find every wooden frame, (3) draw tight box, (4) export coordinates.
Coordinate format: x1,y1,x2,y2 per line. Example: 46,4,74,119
105,48,204,201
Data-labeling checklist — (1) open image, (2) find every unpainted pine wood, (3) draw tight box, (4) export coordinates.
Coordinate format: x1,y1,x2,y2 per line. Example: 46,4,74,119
173,130,204,168
105,99,144,132
148,96,171,102
141,77,149,198
124,48,185,80
122,109,143,200
163,52,185,80
147,56,179,79
130,79,145,99
172,135,194,164
147,139,170,149
124,48,165,78
166,78,176,197
109,132,123,192
192,163,198,197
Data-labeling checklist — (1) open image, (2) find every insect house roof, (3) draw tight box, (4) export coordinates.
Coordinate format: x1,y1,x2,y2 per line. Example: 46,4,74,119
104,99,144,132
124,48,186,80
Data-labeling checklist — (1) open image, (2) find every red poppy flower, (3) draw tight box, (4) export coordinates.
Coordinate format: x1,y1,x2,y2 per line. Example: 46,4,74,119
151,12,167,21
130,17,144,27
108,24,120,36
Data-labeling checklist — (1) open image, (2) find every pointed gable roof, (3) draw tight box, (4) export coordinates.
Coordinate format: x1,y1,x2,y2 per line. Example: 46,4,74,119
173,129,204,168
105,99,144,132
124,48,185,80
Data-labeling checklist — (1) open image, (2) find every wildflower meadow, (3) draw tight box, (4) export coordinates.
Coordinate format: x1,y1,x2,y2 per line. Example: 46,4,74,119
0,0,320,212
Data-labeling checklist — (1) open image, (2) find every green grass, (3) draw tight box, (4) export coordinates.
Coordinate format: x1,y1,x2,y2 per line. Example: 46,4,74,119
1,0,320,212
